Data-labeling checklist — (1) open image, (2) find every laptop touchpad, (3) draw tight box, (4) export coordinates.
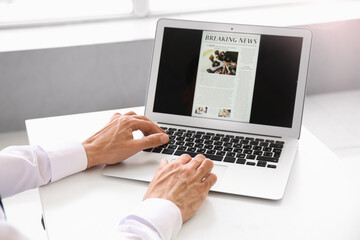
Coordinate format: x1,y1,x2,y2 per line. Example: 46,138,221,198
211,164,227,188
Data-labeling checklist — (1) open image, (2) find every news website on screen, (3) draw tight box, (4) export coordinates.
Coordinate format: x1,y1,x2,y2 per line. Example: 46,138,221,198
191,31,261,123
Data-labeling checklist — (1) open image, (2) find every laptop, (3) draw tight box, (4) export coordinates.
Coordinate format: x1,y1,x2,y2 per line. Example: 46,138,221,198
103,19,312,200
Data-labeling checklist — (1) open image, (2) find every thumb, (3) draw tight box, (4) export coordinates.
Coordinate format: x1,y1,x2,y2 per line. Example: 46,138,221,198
134,133,169,150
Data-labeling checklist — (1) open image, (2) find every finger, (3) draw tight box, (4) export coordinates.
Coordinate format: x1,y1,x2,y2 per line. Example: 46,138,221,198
186,154,206,169
131,115,165,133
202,173,217,190
133,133,169,150
124,111,137,116
174,154,192,165
128,118,165,135
194,158,214,180
160,158,168,167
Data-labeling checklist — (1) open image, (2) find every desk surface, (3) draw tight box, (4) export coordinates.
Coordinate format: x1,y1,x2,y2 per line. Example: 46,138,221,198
26,107,360,240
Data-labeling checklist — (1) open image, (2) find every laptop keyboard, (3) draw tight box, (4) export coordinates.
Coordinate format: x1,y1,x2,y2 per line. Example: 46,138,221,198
144,127,284,169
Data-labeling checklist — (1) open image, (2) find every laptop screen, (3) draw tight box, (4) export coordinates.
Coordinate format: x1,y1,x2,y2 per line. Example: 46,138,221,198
153,27,303,128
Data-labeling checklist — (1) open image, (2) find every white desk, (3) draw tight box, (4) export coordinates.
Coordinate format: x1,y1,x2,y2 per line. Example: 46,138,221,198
26,107,360,240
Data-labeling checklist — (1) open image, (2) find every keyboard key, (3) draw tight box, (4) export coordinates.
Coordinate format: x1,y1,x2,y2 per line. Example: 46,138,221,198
143,148,153,152
253,146,262,150
235,136,244,139
263,147,272,152
253,150,263,156
236,158,246,164
169,140,176,144
185,137,194,142
162,149,175,155
223,147,233,152
184,133,193,138
257,156,279,163
233,148,242,153
197,131,205,134
152,147,163,153
204,144,214,150
194,139,204,143
245,137,254,140
267,164,277,169
215,133,225,137
215,151,226,156
222,137,231,142
203,154,223,161
223,142,233,147
187,130,196,133
204,140,214,144
246,161,256,166
275,141,285,145
250,141,260,146
273,148,282,153
160,127,168,130
270,143,284,149
256,138,265,142
176,136,185,141
265,139,275,143
176,141,185,146
243,149,253,154
178,129,186,132
185,142,194,147
274,153,281,158
224,157,236,163
187,147,196,152
226,152,236,157
243,145,252,149
205,132,215,136
214,146,223,151
246,155,256,160
203,135,212,140
263,152,273,157
168,144,177,149
196,148,207,154
225,134,235,138
175,132,184,136
230,138,240,143
236,153,246,158
260,142,269,147
206,149,216,155
213,136,221,141
233,143,242,148
174,150,197,157
194,143,204,148
257,160,267,167
177,146,187,151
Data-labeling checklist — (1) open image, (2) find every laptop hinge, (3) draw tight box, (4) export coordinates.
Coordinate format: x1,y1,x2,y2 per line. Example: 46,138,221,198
158,122,282,139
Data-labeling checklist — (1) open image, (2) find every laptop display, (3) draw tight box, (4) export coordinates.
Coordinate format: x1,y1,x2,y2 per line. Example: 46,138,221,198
153,27,303,128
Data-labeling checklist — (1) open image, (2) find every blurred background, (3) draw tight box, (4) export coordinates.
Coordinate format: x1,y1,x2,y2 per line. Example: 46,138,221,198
0,0,359,239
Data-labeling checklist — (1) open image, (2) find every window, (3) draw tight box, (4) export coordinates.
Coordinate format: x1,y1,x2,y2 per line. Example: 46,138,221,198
0,0,350,28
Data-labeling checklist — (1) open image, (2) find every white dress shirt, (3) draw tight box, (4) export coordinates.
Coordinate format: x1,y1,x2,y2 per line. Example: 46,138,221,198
0,143,182,240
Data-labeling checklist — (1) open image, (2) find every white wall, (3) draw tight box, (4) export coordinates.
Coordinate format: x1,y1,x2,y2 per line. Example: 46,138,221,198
0,18,359,133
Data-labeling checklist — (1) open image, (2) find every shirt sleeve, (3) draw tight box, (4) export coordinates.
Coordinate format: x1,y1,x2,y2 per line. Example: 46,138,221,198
118,198,183,240
0,143,87,198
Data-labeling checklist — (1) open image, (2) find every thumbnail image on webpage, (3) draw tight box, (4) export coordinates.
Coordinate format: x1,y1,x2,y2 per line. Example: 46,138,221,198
192,30,261,123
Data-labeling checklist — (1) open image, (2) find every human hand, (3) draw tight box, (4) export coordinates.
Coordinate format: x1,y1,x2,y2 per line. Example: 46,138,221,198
143,154,217,223
82,112,169,168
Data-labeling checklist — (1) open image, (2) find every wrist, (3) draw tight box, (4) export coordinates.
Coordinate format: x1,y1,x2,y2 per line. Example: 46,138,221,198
82,141,103,169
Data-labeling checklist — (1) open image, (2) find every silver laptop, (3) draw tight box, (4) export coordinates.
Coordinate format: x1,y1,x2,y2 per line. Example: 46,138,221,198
103,19,312,200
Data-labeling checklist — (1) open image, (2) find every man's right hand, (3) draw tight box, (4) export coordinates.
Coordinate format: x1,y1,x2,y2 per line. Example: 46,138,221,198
143,154,217,223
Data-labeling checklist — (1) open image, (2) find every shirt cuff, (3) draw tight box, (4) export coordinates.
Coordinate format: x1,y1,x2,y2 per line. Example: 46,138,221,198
42,142,87,182
121,198,182,240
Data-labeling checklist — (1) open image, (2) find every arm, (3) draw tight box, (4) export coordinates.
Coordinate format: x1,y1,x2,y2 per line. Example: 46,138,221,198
0,112,168,198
